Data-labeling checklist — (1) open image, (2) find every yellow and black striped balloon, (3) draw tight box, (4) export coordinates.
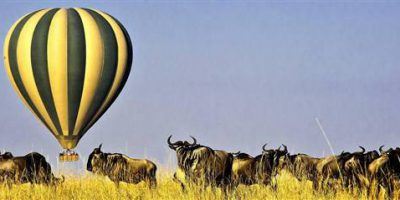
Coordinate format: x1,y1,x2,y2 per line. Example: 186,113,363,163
3,8,133,149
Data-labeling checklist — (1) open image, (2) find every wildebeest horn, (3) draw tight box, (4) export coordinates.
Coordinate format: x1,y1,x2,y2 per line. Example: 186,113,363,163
282,144,288,153
98,144,102,150
359,146,365,153
232,151,241,155
262,143,268,151
167,135,174,145
190,136,197,145
379,145,385,153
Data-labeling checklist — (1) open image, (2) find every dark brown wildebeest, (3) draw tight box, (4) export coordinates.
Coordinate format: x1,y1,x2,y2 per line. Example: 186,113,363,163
0,152,64,185
315,151,354,190
281,154,320,182
280,150,353,190
87,144,157,188
278,151,322,189
231,151,255,186
281,150,354,190
344,146,379,188
367,146,400,195
231,144,288,187
167,135,233,190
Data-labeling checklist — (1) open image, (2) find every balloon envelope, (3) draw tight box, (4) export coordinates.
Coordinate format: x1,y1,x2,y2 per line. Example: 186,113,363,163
3,8,133,149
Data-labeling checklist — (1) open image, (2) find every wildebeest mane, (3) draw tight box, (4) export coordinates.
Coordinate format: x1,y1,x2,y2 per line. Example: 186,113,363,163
176,144,214,171
101,153,128,175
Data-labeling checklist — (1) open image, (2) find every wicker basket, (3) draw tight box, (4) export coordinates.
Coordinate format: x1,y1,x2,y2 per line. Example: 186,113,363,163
59,152,79,162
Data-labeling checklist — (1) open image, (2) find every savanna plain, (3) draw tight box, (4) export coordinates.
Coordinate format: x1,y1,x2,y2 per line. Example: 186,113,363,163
0,169,395,200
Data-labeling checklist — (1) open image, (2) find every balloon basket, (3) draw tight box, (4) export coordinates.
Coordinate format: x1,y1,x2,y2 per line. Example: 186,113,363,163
59,150,79,162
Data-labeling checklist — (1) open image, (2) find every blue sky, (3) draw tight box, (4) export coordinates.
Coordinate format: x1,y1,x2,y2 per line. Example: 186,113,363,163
1,1,400,167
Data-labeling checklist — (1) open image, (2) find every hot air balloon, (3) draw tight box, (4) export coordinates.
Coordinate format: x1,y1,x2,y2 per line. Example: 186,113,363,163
3,8,133,161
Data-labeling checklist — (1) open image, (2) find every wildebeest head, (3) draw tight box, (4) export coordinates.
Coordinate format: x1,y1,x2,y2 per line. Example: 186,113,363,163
379,146,400,170
261,143,275,155
167,135,197,150
168,135,205,171
362,147,379,164
263,144,288,159
261,144,288,156
273,145,289,172
367,146,400,178
344,146,379,173
87,144,104,172
357,146,379,164
259,144,289,175
0,151,13,159
337,150,354,168
273,145,291,171
339,150,352,157
379,145,394,155
275,144,289,158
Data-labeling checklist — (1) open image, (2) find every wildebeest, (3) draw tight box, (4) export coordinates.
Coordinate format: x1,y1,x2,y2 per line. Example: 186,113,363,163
367,146,400,194
314,151,354,189
281,153,321,186
231,151,255,186
231,144,288,187
87,144,157,188
280,150,354,190
343,146,379,188
167,135,233,190
277,150,327,190
0,152,64,185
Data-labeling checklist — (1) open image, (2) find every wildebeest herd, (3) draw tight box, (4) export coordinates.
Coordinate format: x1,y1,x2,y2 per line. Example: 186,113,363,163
1,135,400,197
168,136,400,196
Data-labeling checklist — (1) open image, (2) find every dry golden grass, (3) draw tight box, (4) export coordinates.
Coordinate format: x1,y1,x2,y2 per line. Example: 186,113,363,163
0,170,393,200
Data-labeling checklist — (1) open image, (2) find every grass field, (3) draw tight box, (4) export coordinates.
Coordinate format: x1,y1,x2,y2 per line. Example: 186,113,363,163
0,170,393,200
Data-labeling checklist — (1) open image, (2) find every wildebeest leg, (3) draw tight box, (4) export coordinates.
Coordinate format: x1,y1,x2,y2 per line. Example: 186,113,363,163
261,176,271,186
367,177,380,198
199,176,210,193
222,176,234,194
3,174,13,189
312,179,319,191
347,175,353,190
173,172,186,191
144,173,157,189
390,178,400,199
148,176,157,189
148,167,157,189
357,174,370,190
387,175,400,198
6,178,13,189
312,173,323,192
220,184,233,200
319,174,327,192
271,175,279,191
